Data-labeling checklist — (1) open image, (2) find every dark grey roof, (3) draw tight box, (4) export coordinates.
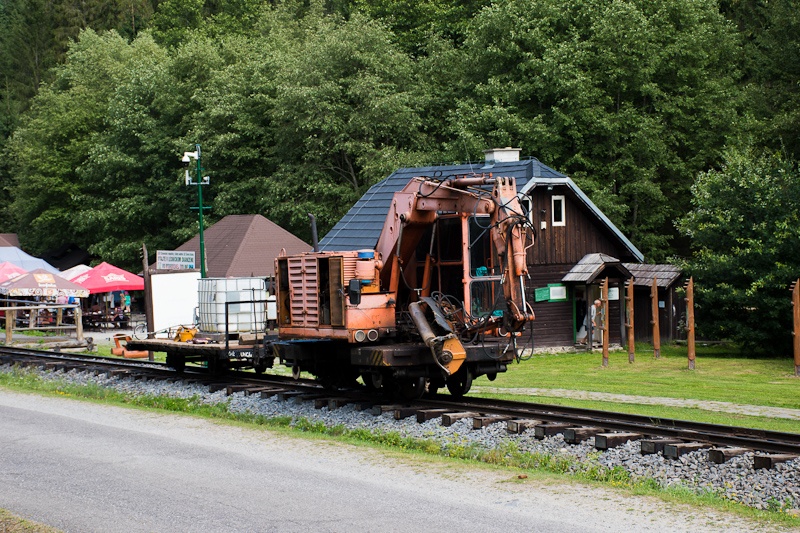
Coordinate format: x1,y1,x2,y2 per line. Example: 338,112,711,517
319,158,566,251
623,263,682,288
562,253,633,283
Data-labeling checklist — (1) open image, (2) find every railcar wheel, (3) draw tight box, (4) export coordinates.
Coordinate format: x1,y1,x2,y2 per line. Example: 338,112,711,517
291,364,301,380
425,377,445,398
207,356,224,374
446,367,472,397
369,372,384,390
253,363,267,374
166,352,185,373
396,377,426,401
362,372,381,390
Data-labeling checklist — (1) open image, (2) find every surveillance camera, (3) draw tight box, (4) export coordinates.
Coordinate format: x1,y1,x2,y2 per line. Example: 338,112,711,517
181,151,198,163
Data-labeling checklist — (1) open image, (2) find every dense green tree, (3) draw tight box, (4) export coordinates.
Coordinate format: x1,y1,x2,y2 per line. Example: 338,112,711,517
0,0,157,232
150,0,264,47
192,5,434,240
262,9,432,237
73,34,211,267
722,0,800,159
8,30,140,256
6,0,798,278
678,148,800,353
448,0,742,260
7,3,436,267
343,0,489,55
0,0,156,127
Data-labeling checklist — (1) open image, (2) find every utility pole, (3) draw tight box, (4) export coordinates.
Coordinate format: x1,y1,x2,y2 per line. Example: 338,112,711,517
182,144,210,278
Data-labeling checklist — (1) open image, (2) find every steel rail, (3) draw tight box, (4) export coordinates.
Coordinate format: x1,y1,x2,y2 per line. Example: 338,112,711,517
421,396,800,455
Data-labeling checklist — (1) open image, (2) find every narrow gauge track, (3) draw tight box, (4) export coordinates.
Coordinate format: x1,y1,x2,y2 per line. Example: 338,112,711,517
2,346,798,465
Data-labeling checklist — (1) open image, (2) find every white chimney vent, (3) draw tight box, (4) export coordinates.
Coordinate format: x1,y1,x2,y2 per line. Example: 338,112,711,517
483,147,521,163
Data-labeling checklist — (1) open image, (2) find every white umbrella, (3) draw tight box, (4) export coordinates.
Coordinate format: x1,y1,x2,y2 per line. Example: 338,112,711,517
62,264,92,280
0,247,59,274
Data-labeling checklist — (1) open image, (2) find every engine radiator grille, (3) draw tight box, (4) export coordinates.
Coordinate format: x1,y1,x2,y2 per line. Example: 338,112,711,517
287,256,319,327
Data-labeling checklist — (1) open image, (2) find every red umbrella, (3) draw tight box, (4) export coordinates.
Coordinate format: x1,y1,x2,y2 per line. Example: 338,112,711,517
71,262,144,294
0,261,27,282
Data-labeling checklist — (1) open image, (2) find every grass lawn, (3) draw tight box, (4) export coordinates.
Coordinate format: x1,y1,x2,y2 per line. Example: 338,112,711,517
484,343,799,407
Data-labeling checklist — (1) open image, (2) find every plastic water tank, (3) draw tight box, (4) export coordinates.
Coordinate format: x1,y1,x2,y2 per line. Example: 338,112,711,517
197,277,268,334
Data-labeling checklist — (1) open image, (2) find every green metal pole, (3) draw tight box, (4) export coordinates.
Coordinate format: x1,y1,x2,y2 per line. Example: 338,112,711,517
195,144,206,278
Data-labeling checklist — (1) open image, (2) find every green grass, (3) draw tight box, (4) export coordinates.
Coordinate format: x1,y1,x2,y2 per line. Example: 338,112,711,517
0,508,61,532
489,343,799,407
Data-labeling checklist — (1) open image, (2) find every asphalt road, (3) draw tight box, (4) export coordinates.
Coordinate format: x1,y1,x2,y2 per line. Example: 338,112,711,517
0,390,756,533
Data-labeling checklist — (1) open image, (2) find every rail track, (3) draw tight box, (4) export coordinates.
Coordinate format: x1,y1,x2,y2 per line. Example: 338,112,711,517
2,346,798,469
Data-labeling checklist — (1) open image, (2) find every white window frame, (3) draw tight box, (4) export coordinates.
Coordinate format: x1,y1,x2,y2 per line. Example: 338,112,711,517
551,195,566,226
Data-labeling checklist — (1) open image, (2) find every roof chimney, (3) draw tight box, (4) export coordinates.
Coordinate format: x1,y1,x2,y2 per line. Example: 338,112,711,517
483,147,521,163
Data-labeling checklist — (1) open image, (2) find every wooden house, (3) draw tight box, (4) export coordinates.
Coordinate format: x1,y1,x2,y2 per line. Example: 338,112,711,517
320,148,679,349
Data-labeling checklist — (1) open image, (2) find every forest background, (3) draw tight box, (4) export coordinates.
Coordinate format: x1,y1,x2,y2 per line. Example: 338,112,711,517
1,0,799,352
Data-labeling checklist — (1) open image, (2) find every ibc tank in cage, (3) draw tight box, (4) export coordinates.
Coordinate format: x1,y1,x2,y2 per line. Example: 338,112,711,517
198,277,268,334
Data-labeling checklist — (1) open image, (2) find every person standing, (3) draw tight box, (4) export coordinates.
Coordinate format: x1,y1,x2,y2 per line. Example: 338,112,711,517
590,299,603,345
579,299,602,345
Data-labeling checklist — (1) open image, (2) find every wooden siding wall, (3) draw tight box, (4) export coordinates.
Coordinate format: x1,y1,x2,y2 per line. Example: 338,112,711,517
632,285,686,342
523,186,633,348
526,264,624,348
527,264,574,348
527,188,630,265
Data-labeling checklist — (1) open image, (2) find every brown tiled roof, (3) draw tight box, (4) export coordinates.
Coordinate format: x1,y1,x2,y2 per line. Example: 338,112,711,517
561,253,632,283
623,263,682,288
0,234,20,247
173,215,310,277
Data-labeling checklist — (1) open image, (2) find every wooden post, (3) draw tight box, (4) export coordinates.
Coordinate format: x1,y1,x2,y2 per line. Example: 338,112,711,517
792,279,800,376
626,279,635,363
75,306,83,342
602,277,609,367
142,243,155,361
651,276,660,358
618,281,626,359
5,302,12,345
686,277,696,370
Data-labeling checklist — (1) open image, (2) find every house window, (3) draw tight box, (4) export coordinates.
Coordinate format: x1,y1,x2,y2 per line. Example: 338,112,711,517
552,195,565,226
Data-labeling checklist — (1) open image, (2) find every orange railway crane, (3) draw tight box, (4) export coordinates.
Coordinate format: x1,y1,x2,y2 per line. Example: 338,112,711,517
271,174,535,399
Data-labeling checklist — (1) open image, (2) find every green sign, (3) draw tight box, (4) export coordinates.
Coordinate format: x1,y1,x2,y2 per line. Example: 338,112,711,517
534,287,551,302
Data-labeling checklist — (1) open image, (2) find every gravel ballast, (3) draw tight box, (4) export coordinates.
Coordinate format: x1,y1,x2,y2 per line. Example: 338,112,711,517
3,363,799,515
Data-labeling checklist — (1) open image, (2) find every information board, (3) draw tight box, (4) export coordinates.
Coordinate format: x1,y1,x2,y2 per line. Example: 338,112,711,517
156,250,196,270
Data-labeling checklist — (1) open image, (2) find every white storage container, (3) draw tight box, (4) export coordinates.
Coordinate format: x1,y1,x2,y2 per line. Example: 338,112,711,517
198,277,268,334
